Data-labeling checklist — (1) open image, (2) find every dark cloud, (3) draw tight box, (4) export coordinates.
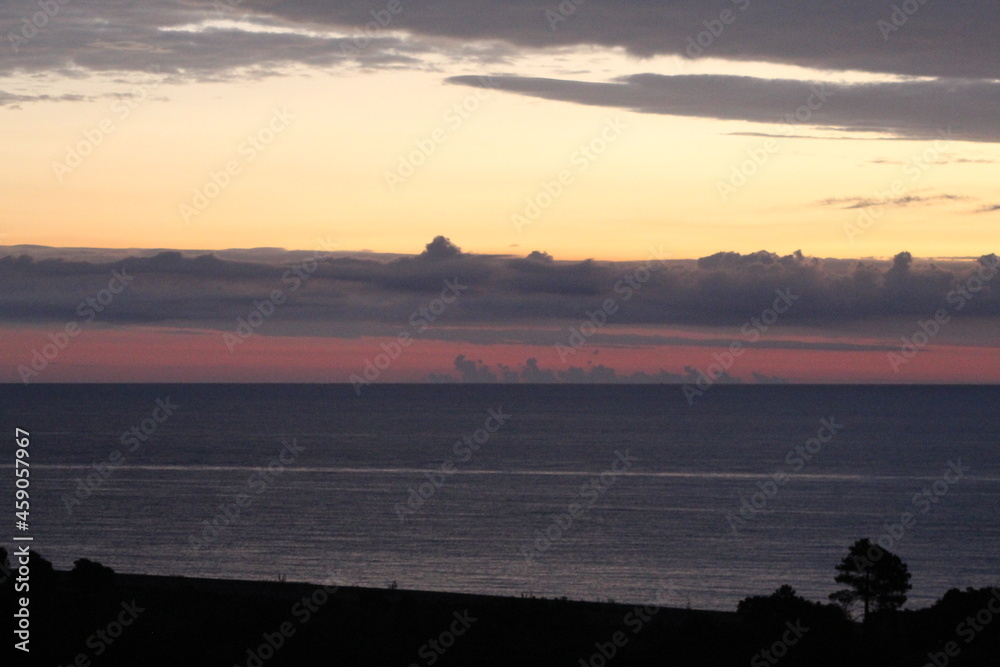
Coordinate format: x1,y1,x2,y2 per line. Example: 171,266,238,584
432,355,694,384
249,0,999,80
0,0,454,80
420,235,463,261
452,354,497,382
4,1,996,150
975,204,1000,214
697,250,806,271
752,372,790,384
446,74,1000,143
0,91,93,108
525,251,553,263
430,356,762,385
728,132,876,142
350,326,901,353
2,2,996,84
1,244,998,336
819,194,971,210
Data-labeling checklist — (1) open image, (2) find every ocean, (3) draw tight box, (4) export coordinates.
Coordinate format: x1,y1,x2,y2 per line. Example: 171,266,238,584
4,384,998,612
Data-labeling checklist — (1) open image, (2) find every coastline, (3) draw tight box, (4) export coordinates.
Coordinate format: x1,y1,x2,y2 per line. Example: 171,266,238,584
13,567,999,666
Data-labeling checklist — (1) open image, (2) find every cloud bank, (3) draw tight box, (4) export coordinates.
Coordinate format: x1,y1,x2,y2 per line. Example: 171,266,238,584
2,240,997,337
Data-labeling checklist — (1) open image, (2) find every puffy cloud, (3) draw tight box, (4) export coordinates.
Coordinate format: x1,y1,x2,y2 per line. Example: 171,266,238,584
525,251,553,263
696,250,805,271
452,354,497,382
430,356,754,384
420,235,463,261
2,243,998,336
432,355,690,384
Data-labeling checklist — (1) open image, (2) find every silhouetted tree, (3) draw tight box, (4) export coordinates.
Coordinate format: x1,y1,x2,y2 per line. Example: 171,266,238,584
830,538,911,622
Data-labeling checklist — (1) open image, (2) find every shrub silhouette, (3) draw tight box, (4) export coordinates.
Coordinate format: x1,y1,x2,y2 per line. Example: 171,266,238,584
0,546,10,584
68,557,117,607
28,550,57,590
738,584,850,635
68,557,116,590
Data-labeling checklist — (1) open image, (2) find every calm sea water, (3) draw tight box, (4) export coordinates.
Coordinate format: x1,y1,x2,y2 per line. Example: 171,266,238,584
3,384,998,612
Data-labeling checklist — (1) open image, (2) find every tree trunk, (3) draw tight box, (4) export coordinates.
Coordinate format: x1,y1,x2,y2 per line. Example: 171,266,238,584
863,570,870,624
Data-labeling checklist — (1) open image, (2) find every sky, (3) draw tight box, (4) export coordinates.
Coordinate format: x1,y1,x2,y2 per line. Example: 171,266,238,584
1,0,998,384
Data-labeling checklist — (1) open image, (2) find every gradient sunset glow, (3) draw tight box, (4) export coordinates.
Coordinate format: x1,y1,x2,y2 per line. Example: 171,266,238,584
1,1,998,384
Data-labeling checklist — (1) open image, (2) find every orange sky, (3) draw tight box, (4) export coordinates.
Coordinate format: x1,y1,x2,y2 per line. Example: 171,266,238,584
3,55,1000,262
2,4,997,384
